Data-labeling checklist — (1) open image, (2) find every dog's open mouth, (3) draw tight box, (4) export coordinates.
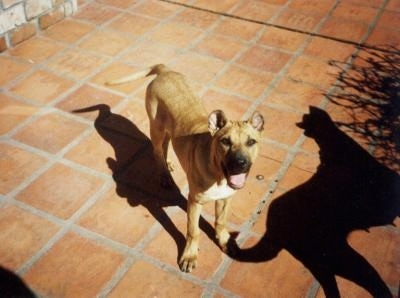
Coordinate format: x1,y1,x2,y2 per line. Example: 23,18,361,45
222,163,248,189
227,172,247,189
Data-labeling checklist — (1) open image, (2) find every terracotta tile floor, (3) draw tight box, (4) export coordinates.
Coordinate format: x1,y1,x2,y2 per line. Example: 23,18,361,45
1,0,399,297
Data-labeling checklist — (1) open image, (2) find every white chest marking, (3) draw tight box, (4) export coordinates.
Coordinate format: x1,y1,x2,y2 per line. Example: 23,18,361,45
202,181,237,201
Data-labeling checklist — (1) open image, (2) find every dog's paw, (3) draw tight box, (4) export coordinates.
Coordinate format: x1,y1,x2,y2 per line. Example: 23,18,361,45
179,255,197,273
218,232,239,257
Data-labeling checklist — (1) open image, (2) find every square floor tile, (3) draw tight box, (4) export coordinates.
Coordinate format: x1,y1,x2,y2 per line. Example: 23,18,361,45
130,0,177,19
16,163,104,219
202,89,251,119
257,105,303,145
376,10,400,30
97,0,137,9
46,49,108,80
106,13,158,37
304,37,356,62
56,84,123,121
43,19,95,43
171,51,225,84
332,2,378,23
237,45,292,73
221,237,314,297
386,0,400,10
286,55,339,89
10,70,74,104
108,260,202,297
213,18,263,41
288,0,336,16
78,187,156,247
0,143,46,195
193,0,240,12
78,30,133,56
319,17,369,43
0,204,59,270
337,0,383,7
0,94,38,135
13,112,88,154
120,40,180,67
215,65,274,99
0,56,29,86
148,21,203,47
266,78,325,112
231,0,280,22
366,27,400,48
274,9,322,32
73,2,119,24
64,131,121,175
8,37,63,64
259,27,307,52
23,232,125,297
194,34,245,61
172,7,220,29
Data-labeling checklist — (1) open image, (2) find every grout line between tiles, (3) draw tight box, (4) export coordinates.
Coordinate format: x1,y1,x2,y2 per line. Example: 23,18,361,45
159,0,398,54
15,180,113,275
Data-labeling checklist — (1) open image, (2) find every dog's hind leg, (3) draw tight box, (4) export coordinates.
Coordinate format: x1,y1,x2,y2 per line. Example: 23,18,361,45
149,120,174,188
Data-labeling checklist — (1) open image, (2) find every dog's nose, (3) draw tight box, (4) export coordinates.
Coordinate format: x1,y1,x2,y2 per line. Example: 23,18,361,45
233,156,249,171
236,158,247,167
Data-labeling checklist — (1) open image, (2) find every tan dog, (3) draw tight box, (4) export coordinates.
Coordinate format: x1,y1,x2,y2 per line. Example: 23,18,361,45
107,64,264,272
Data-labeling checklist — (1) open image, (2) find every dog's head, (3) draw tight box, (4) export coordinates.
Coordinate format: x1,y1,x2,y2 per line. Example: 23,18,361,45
209,110,264,190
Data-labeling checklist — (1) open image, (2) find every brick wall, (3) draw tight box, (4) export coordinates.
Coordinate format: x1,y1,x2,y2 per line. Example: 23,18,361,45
0,0,77,52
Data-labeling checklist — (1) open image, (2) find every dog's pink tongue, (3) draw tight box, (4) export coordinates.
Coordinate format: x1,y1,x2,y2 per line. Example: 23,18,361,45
228,173,246,189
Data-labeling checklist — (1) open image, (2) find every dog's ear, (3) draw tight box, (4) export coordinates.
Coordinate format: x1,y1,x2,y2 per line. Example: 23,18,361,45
249,111,264,131
208,110,227,134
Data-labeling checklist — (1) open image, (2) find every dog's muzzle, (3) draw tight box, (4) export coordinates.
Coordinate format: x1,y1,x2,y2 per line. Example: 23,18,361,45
222,152,252,190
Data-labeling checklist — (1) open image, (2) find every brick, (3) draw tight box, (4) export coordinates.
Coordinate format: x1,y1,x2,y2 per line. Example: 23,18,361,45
39,5,64,29
0,35,7,52
2,0,22,9
63,2,74,16
10,21,36,46
52,0,65,5
25,0,52,20
0,4,26,34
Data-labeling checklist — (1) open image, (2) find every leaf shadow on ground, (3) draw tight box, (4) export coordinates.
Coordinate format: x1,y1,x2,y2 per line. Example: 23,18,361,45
327,45,399,172
229,45,400,298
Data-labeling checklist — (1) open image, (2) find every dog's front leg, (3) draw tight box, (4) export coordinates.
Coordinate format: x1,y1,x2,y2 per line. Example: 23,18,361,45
179,196,202,272
215,198,232,252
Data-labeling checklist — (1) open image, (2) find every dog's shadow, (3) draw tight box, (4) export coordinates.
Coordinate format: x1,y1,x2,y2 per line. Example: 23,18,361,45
231,107,399,297
74,104,216,261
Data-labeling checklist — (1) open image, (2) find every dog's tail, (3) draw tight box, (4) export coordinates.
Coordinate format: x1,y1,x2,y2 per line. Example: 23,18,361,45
105,64,169,86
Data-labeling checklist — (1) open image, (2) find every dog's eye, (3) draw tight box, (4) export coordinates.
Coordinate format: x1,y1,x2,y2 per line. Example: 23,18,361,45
220,137,231,146
246,139,257,146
